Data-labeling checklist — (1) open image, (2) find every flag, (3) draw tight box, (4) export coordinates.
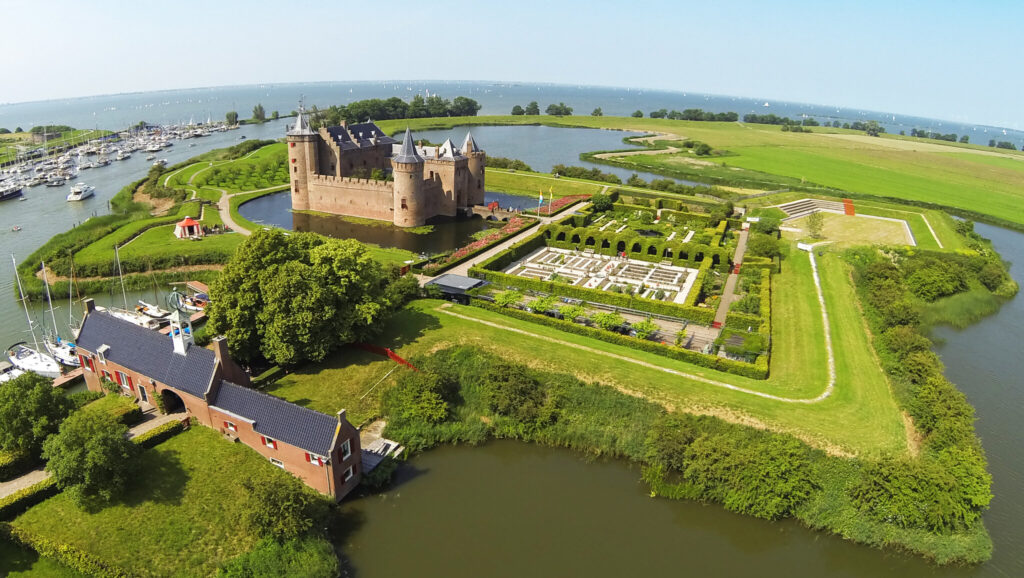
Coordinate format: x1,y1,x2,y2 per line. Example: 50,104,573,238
539,190,543,203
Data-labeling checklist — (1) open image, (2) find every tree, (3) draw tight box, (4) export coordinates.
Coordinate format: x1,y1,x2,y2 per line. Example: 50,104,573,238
511,104,525,116
494,290,523,308
270,110,279,120
545,102,572,116
591,107,603,117
0,128,9,134
592,312,626,331
590,193,614,212
807,211,825,239
383,370,451,425
15,127,23,133
252,103,266,122
959,135,969,144
225,111,238,125
864,120,882,137
649,109,668,119
524,101,540,115
632,110,644,118
694,143,713,156
425,95,451,117
207,229,407,365
746,233,782,259
242,471,326,541
0,372,74,457
43,412,139,507
408,94,429,118
450,96,482,117
559,304,586,322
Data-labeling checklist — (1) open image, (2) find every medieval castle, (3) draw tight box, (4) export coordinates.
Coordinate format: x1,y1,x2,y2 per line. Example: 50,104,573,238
286,111,486,227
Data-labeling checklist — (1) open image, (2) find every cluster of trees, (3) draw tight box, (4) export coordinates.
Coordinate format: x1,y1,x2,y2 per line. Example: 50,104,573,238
207,229,419,366
780,124,812,133
510,101,541,116
988,139,1017,150
307,95,482,129
551,163,621,183
622,174,707,195
225,111,239,125
649,109,739,122
545,102,573,116
0,373,140,508
29,125,74,134
910,128,968,143
485,156,533,171
843,241,1009,533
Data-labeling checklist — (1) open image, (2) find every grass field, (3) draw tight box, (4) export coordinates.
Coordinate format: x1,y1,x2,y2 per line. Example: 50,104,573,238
119,224,243,262
11,427,314,577
271,245,906,456
378,116,1024,227
0,538,82,577
784,213,912,248
487,169,606,198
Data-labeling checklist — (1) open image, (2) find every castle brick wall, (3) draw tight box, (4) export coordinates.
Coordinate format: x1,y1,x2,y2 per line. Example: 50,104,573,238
303,175,397,222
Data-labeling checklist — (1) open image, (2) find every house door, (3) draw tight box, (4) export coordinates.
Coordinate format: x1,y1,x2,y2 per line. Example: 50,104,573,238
138,385,148,403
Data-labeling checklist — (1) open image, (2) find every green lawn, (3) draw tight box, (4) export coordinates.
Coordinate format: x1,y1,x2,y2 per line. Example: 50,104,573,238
487,169,606,198
119,224,243,262
190,144,288,194
0,538,83,577
11,427,315,577
274,247,906,457
377,116,1024,227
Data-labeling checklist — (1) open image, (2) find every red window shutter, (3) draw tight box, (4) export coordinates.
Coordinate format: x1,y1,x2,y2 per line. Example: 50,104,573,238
88,357,95,372
223,421,229,429
126,376,135,391
114,372,123,386
305,452,311,463
78,355,86,369
260,436,266,446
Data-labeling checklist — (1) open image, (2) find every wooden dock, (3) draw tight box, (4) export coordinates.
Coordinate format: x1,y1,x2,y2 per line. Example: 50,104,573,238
53,367,84,388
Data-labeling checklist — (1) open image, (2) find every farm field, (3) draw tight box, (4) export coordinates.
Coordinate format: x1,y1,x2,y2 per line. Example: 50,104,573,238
379,116,1024,227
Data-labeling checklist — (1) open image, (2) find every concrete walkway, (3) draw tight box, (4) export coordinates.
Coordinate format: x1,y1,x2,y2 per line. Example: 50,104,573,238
712,229,749,328
0,409,188,500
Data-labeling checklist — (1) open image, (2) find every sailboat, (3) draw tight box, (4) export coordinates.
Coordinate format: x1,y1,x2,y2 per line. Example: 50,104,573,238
40,261,80,367
6,256,62,378
96,245,163,330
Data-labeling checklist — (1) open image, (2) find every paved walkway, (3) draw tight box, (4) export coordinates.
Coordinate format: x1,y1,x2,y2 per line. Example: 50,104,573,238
712,229,749,327
0,409,188,500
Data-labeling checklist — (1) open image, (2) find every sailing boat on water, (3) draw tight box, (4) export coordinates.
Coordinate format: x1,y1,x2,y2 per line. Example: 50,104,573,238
40,261,80,367
95,245,163,330
6,256,61,378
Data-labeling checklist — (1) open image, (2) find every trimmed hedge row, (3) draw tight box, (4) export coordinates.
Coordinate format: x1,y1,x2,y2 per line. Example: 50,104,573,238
724,311,761,331
709,220,728,247
474,268,717,325
2,523,130,577
0,450,35,482
739,255,778,274
0,478,58,521
472,300,767,379
684,260,711,307
132,420,186,449
543,224,731,271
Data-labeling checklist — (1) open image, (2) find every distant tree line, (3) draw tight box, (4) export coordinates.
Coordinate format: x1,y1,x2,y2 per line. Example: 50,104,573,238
29,125,74,134
509,101,573,116
551,163,621,183
510,101,541,115
649,108,739,122
988,139,1017,150
485,156,533,171
306,95,482,129
909,128,968,143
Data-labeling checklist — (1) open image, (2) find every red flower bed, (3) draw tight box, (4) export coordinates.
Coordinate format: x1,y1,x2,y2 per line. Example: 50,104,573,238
526,194,591,216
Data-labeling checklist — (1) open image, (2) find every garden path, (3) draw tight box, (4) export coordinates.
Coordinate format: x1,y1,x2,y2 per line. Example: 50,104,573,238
713,229,749,328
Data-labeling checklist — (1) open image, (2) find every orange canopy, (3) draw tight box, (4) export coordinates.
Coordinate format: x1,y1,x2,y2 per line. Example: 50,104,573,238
177,217,200,227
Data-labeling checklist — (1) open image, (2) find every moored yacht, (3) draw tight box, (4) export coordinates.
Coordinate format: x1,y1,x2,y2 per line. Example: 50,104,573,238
0,183,23,202
67,182,95,202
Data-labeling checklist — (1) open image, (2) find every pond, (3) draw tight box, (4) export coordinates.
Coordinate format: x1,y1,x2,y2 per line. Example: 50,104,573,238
414,125,708,186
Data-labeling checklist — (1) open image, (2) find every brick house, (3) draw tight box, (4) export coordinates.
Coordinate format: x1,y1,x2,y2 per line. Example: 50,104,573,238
74,299,362,500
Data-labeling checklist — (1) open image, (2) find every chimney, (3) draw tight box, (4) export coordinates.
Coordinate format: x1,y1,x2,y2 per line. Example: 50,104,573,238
337,409,347,424
84,298,96,314
212,336,250,387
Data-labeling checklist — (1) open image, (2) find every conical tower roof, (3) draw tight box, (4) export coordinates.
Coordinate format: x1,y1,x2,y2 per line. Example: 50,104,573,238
461,130,480,154
437,138,463,159
393,127,423,164
288,109,315,137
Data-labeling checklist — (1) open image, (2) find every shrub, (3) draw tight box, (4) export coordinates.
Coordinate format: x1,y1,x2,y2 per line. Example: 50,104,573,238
2,523,130,576
592,312,626,331
217,537,339,578
0,372,75,457
632,318,660,339
131,420,186,449
0,449,35,482
590,193,614,212
731,294,760,315
242,472,328,542
382,370,453,426
360,456,399,490
494,290,523,308
484,361,554,425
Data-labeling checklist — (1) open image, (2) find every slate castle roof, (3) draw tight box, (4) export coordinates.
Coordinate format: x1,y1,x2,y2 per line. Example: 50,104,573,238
76,310,340,456
77,310,216,398
392,127,423,164
212,382,339,457
324,122,396,151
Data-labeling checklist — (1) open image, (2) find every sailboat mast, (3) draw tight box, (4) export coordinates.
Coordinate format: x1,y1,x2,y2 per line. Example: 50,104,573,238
11,255,42,352
41,261,60,338
69,260,75,329
115,244,128,310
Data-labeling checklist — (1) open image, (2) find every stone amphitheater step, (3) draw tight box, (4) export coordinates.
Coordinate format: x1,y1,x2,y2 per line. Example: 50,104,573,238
777,198,846,220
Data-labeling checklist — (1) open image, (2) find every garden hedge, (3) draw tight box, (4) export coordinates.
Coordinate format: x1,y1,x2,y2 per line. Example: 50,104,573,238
472,300,767,379
1,523,131,577
0,478,58,521
131,420,186,449
0,450,36,482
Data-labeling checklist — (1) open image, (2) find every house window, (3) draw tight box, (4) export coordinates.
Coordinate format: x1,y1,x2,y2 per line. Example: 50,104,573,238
115,371,134,392
341,439,352,461
223,421,237,432
79,355,91,371
102,370,112,382
305,452,325,467
270,458,284,469
343,466,354,482
96,345,109,364
261,436,278,450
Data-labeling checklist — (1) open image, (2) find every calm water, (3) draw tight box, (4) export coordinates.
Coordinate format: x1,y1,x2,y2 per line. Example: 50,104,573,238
3,81,1021,148
415,124,705,185
339,222,1024,577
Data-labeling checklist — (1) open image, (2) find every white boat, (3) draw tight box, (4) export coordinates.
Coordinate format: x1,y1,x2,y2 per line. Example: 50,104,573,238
7,256,62,378
115,150,131,161
40,261,80,367
97,306,164,330
95,156,111,167
153,158,167,167
66,182,95,202
44,175,66,187
136,300,170,319
145,153,156,161
0,361,24,383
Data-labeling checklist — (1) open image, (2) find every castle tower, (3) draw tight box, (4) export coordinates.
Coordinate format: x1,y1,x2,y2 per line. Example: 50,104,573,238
287,108,317,211
391,128,426,227
462,131,486,206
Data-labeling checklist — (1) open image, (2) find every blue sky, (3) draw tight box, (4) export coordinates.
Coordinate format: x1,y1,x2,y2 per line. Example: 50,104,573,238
2,0,1020,128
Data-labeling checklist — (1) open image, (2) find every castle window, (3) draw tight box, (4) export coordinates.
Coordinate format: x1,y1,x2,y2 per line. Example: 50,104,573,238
292,166,296,173
401,198,408,210
294,184,299,193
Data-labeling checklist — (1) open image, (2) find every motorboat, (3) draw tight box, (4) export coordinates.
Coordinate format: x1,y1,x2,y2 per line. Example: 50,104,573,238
153,158,167,167
183,293,210,311
66,182,95,202
136,300,170,319
0,183,23,202
45,175,66,187
0,360,24,383
97,306,165,330
115,150,131,161
145,153,157,161
95,156,111,167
